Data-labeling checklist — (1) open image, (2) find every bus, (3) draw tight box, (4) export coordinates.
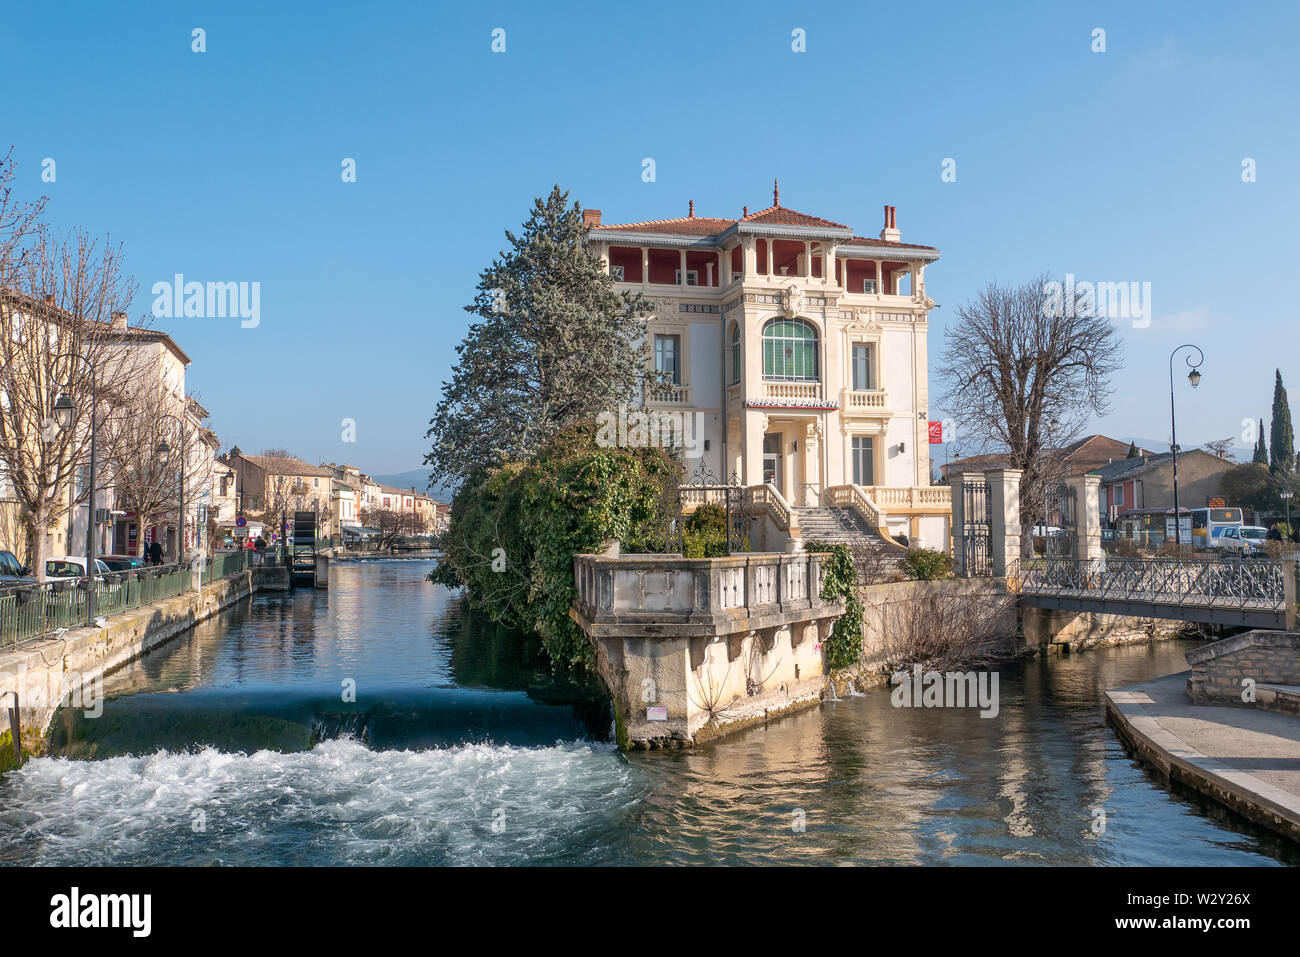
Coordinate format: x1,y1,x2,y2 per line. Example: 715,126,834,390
1191,506,1242,549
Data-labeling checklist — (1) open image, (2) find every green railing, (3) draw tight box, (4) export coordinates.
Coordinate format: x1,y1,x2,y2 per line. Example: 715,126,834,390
202,548,247,584
0,552,251,649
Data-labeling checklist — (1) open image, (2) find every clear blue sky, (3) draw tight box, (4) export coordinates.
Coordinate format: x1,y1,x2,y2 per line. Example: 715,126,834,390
4,0,1297,474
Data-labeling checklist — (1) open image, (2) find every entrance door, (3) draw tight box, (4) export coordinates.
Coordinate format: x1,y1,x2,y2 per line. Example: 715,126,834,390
762,433,782,494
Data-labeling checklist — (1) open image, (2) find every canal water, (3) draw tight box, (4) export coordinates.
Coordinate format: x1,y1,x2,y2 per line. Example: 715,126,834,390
0,559,1293,866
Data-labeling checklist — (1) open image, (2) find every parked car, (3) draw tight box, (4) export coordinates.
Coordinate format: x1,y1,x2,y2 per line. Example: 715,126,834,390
44,556,113,579
99,554,144,572
1213,525,1268,556
0,549,37,586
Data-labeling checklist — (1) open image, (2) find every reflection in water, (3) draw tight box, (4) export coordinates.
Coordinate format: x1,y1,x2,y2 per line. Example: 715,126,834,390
2,560,1295,866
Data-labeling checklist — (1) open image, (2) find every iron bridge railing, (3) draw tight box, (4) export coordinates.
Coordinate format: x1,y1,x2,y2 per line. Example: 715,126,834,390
1010,556,1291,615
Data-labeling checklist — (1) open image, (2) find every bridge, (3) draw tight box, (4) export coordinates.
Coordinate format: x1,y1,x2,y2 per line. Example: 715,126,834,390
1012,556,1299,631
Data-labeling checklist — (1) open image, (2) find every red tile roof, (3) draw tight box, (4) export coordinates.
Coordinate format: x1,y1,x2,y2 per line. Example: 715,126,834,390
595,216,737,237
592,205,935,250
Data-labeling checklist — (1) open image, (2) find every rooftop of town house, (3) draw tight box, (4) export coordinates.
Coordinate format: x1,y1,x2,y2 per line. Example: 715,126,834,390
0,287,194,365
586,182,937,251
1092,447,1235,483
236,453,335,478
941,435,1157,478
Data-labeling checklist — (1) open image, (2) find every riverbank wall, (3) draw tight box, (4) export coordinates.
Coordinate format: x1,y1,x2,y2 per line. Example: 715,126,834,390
0,565,289,754
1021,606,1189,652
827,577,1017,695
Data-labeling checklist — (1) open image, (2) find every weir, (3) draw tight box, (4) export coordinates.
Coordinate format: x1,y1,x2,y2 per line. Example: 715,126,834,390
571,546,843,749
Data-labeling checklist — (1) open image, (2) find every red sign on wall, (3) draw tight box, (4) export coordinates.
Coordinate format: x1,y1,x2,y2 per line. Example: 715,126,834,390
928,421,943,444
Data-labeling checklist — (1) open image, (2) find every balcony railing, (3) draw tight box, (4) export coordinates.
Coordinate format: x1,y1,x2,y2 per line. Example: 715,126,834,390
843,389,887,410
858,485,952,511
648,384,691,405
762,380,823,402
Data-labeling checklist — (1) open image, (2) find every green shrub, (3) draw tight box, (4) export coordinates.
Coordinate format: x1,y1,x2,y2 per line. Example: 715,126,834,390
900,547,952,581
683,527,727,558
804,540,863,669
687,502,727,534
430,420,680,670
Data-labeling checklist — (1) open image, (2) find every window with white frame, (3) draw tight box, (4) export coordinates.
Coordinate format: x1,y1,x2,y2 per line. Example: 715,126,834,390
851,343,873,391
654,334,681,385
674,269,698,286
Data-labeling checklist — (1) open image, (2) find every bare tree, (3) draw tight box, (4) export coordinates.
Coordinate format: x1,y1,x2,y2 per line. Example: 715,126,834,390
936,275,1124,555
360,506,421,550
101,369,214,558
0,218,141,576
1203,437,1236,461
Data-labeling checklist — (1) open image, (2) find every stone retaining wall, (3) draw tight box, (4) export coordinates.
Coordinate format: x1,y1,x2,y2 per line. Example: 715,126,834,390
1185,630,1300,706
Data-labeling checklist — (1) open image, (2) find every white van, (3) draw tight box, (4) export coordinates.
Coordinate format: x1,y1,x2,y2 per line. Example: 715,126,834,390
44,556,112,579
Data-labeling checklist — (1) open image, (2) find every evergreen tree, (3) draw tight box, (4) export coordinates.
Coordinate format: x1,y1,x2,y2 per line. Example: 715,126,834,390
1270,370,1295,475
1126,441,1139,458
1253,420,1268,465
425,186,654,486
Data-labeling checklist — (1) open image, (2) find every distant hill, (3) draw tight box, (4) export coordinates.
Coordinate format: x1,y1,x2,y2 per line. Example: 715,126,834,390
371,468,456,502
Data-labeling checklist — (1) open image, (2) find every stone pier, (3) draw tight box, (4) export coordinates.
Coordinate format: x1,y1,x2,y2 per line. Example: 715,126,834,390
571,549,844,750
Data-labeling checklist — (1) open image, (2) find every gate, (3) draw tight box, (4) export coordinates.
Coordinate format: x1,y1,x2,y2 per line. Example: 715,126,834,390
671,462,748,555
1043,484,1077,558
960,479,992,577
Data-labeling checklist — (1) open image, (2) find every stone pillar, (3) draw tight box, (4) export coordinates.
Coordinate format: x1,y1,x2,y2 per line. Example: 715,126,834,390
1064,473,1103,562
984,469,1023,578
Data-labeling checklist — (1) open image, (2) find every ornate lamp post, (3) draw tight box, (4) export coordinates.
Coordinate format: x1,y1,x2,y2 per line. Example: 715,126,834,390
1169,344,1204,549
1282,488,1294,540
52,353,99,625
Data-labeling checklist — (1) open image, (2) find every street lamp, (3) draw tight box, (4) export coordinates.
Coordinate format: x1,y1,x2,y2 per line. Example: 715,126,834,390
1169,344,1205,549
1282,488,1294,540
155,413,188,565
52,352,99,626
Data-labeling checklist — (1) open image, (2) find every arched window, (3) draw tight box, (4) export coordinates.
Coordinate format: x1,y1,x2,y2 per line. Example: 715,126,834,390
762,319,818,381
729,323,741,384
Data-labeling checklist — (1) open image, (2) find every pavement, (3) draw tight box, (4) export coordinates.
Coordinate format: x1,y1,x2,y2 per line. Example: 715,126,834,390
1106,672,1300,842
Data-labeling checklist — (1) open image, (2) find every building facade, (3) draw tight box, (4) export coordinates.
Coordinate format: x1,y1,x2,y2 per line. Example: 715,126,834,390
588,188,949,545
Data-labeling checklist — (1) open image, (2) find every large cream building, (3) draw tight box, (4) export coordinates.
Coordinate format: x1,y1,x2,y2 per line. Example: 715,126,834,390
588,186,951,547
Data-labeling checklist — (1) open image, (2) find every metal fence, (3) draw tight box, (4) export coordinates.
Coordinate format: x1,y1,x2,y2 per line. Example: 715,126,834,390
0,550,250,649
1012,556,1290,614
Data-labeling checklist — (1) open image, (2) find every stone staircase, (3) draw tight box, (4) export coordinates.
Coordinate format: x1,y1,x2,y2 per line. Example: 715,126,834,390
794,507,897,553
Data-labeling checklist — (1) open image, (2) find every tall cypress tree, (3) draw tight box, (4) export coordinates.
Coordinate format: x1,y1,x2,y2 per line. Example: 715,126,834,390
1270,370,1295,475
1126,441,1140,458
1253,420,1268,465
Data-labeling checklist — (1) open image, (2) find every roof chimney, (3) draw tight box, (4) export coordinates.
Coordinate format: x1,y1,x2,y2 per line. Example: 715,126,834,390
773,179,780,207
44,294,55,305
742,206,749,217
582,209,601,226
111,311,128,330
688,200,694,218
880,204,901,242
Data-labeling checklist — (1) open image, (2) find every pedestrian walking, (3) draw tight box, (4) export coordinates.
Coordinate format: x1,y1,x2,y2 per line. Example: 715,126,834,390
148,539,164,566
